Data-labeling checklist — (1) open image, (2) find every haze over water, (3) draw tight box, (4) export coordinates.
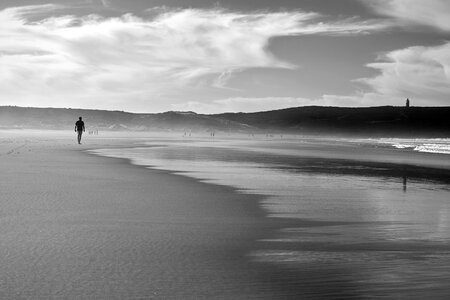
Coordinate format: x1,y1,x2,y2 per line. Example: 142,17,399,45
91,136,450,299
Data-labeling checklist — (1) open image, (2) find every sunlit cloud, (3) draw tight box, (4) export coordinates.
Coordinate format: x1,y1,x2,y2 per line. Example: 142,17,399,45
357,42,450,105
321,42,450,108
0,4,388,111
345,0,450,107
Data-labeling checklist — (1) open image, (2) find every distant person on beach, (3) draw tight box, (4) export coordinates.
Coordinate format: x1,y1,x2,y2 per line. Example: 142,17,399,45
75,117,85,144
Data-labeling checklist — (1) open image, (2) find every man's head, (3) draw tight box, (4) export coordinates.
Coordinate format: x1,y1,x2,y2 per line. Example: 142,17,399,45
79,117,82,120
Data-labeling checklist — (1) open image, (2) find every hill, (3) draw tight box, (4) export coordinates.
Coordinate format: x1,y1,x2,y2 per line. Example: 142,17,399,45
1,105,449,137
217,106,450,136
0,106,249,132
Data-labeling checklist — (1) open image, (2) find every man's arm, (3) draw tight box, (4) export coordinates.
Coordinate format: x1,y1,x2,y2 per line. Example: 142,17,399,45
75,124,77,132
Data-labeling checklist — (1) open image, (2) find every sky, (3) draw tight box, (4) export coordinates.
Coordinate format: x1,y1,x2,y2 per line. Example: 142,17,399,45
0,0,449,113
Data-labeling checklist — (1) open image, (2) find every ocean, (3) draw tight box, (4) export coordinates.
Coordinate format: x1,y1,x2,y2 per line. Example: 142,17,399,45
89,135,450,298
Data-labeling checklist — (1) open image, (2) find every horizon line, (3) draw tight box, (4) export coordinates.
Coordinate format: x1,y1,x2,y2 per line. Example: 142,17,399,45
2,104,449,115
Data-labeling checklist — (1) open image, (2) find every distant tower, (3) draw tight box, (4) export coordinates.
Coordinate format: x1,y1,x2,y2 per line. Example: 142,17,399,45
406,98,410,108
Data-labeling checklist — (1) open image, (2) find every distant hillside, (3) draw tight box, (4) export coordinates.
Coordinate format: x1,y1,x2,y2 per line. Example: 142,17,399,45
217,106,450,136
1,105,449,136
0,106,250,132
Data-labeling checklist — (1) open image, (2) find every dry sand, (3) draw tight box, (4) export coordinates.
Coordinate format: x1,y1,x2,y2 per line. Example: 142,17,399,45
0,130,290,299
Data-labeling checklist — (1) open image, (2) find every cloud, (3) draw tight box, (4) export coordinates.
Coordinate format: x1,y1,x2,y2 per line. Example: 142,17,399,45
357,42,450,105
174,78,449,114
316,42,450,108
0,4,388,111
100,0,111,8
363,0,450,31
354,1,450,107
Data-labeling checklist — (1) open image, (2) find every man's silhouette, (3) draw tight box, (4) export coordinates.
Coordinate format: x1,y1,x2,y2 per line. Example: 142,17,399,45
75,117,85,144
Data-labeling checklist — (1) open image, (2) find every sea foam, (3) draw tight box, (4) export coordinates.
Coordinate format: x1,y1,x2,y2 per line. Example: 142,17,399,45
378,138,450,155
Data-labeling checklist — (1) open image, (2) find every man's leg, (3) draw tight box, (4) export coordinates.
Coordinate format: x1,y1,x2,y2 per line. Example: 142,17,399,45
77,131,82,144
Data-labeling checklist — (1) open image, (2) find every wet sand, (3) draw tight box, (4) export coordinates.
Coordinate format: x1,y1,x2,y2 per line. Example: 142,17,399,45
88,136,450,299
0,131,290,299
2,130,450,299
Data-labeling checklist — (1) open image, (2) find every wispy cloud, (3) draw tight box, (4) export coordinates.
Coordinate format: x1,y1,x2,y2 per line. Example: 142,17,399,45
100,0,111,8
0,4,388,111
362,0,450,32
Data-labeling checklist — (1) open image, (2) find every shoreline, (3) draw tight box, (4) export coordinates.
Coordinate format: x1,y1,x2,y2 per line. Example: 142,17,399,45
0,132,294,299
84,137,450,299
3,131,450,298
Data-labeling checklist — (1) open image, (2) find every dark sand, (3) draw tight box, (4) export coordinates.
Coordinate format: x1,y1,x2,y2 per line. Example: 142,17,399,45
0,131,301,299
4,131,449,299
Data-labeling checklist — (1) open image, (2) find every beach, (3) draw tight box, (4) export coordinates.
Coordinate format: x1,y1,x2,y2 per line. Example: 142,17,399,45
0,131,282,299
1,130,450,299
2,0,449,298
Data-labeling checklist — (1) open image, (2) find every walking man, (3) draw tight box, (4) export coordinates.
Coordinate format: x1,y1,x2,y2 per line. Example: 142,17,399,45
75,117,85,144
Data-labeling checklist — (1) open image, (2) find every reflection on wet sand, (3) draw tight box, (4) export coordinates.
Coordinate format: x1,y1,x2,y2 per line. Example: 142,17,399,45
92,138,450,298
253,157,450,298
403,174,407,192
